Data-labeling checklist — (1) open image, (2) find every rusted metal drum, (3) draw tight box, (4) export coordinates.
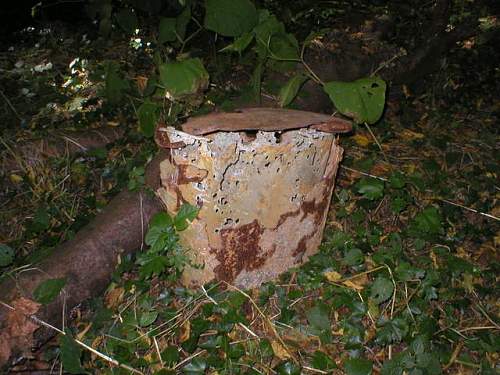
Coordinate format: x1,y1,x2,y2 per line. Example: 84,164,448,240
155,108,351,288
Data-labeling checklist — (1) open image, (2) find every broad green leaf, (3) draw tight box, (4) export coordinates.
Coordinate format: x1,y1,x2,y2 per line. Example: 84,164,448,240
370,277,394,304
159,17,177,43
174,203,199,231
221,32,254,53
278,74,308,107
60,330,86,374
324,77,386,124
158,58,209,99
0,244,14,267
344,358,373,375
306,303,331,331
269,33,299,61
355,177,385,200
394,262,425,282
150,211,174,229
183,357,207,374
410,206,443,235
175,6,191,41
343,248,364,266
137,100,160,137
275,361,301,375
104,61,129,104
29,207,50,232
161,346,180,365
34,278,66,304
376,318,409,345
204,0,258,37
139,310,158,327
115,8,138,34
311,351,337,370
139,255,169,278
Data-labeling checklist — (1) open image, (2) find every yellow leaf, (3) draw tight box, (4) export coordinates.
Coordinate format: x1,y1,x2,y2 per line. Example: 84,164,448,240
179,320,191,343
324,270,342,282
400,129,425,141
271,340,291,360
9,174,23,184
352,134,371,147
104,286,124,309
342,279,365,291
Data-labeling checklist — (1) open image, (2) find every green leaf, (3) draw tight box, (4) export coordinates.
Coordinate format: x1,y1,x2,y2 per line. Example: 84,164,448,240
115,8,138,34
139,310,159,327
278,74,308,107
355,177,385,200
161,346,180,366
275,361,301,375
158,58,209,99
30,207,50,232
395,262,425,282
311,351,337,370
324,77,386,124
376,318,409,345
204,0,258,37
103,61,129,104
0,244,14,267
343,248,364,267
269,33,299,61
175,6,191,41
139,255,169,278
33,278,66,304
159,17,177,43
410,206,443,236
60,330,86,374
221,32,254,53
345,358,373,375
306,302,331,331
182,357,207,374
174,203,199,231
370,277,394,304
137,100,160,137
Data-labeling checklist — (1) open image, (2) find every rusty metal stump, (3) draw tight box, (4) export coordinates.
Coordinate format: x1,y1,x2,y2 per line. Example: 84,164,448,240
155,108,351,288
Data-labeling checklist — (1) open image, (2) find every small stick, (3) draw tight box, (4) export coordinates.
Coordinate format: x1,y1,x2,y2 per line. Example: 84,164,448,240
0,88,23,122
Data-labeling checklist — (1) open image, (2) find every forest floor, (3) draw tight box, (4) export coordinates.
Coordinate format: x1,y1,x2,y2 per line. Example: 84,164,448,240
0,12,499,375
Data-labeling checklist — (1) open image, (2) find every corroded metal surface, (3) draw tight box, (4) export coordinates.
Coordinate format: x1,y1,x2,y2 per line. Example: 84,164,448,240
155,110,344,288
180,108,352,135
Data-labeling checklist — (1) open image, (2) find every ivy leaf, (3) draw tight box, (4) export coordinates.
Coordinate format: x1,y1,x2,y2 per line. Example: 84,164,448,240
103,61,129,104
137,100,160,137
60,330,86,374
221,32,254,54
158,58,209,99
344,357,373,375
343,248,364,267
355,177,385,200
370,277,394,304
33,278,66,304
278,74,308,107
410,206,443,236
174,204,200,231
324,77,386,124
311,351,337,370
0,244,14,267
139,255,169,278
306,302,331,331
275,361,301,375
115,8,138,34
139,310,159,327
161,346,180,366
182,357,207,374
376,317,410,345
159,17,177,43
204,0,258,37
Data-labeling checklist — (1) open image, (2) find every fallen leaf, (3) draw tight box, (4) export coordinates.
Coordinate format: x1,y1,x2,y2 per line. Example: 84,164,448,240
400,129,425,141
324,270,342,282
9,174,23,184
105,286,124,309
352,134,372,147
179,320,191,343
271,340,291,360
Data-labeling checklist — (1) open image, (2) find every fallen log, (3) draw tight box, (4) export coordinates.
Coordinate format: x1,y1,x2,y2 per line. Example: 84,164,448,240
0,151,165,367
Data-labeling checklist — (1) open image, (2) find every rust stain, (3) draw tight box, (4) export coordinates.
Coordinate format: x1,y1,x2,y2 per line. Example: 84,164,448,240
155,126,186,149
212,220,275,282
